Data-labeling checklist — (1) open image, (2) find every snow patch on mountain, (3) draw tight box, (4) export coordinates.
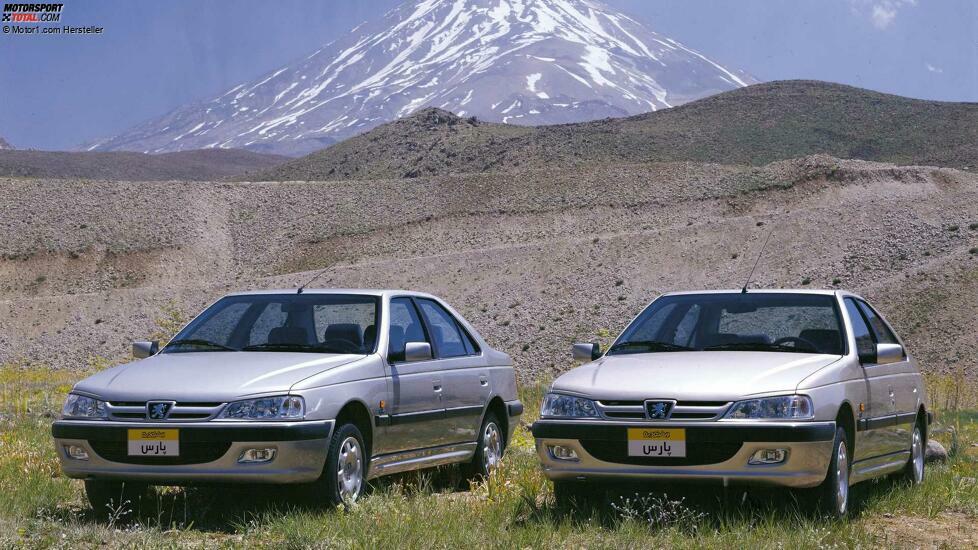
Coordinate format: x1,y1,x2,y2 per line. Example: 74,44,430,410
90,0,755,156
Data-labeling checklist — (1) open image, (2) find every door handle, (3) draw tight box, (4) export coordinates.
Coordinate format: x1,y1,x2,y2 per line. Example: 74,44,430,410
479,375,488,386
433,384,443,392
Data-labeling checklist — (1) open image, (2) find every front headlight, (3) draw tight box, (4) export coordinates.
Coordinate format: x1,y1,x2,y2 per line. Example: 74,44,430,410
540,393,599,418
724,395,814,420
62,394,107,419
218,395,305,420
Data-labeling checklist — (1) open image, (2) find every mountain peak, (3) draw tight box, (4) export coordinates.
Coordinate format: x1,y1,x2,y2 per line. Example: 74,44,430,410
92,0,753,156
0,136,13,150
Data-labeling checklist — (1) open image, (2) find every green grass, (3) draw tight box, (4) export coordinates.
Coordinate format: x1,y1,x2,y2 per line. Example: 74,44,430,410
2,364,976,548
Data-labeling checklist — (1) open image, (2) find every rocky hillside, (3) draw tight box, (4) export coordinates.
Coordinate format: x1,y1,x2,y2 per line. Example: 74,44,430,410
0,148,287,181
2,155,976,379
250,81,978,181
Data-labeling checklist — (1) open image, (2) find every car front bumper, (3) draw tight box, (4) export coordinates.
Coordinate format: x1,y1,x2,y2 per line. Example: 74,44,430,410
532,419,836,488
52,419,333,485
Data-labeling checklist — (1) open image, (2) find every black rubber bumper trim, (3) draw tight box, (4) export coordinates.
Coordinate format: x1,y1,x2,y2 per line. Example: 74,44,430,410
857,412,918,432
507,401,524,417
51,420,334,442
531,421,836,443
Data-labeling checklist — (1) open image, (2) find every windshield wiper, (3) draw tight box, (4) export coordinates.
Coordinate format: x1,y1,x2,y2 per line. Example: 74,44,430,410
241,343,353,354
166,339,238,352
608,341,692,354
702,342,814,354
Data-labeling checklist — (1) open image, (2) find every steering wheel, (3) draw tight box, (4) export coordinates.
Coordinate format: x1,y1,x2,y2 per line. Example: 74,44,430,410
322,338,361,354
773,336,819,352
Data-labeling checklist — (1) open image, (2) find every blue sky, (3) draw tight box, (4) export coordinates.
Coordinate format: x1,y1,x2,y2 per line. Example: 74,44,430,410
1,0,974,150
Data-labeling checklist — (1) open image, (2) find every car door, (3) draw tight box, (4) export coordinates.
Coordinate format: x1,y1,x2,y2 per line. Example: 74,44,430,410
855,299,919,452
843,298,900,459
383,297,452,452
415,298,489,445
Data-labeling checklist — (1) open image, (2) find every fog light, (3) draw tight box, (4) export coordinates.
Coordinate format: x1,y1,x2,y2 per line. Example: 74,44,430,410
749,448,788,465
238,447,277,464
547,445,579,462
64,445,89,460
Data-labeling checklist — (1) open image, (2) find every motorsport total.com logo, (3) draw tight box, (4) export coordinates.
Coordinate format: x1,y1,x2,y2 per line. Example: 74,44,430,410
2,3,64,22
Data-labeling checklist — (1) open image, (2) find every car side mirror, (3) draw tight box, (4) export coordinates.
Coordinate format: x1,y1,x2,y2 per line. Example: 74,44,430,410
572,342,602,361
404,342,433,362
875,343,904,365
133,340,159,359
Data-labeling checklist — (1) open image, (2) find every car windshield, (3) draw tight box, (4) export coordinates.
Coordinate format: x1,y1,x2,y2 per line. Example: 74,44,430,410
608,293,845,355
164,293,380,354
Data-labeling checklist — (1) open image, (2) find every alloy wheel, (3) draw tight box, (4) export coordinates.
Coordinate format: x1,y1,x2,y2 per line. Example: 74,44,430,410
336,436,363,503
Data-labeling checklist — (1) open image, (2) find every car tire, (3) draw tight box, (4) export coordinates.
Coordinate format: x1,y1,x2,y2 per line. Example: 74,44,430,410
901,417,926,485
319,423,367,508
814,427,851,519
462,412,505,481
84,480,149,521
553,480,603,510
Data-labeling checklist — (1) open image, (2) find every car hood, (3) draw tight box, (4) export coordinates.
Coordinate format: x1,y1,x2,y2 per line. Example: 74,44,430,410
552,351,842,401
73,352,363,402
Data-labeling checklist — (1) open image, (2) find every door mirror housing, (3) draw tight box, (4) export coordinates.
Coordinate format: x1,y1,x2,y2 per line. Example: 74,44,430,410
572,342,602,362
133,340,159,359
403,341,433,362
875,343,904,365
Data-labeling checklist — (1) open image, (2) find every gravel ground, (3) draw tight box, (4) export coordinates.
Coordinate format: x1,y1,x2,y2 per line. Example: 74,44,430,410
1,155,976,381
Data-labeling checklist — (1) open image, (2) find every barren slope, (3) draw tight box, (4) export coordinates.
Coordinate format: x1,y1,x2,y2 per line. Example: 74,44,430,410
0,149,288,181
251,81,978,181
2,155,976,379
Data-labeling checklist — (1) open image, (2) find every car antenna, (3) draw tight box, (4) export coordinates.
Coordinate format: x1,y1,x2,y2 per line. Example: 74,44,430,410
296,263,332,294
741,226,775,294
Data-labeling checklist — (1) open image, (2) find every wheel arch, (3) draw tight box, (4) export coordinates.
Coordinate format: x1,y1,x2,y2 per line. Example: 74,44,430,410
482,395,509,444
836,401,857,456
335,399,374,458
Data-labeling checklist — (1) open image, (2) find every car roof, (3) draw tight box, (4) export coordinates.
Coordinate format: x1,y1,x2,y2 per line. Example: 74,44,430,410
224,288,438,299
661,288,845,297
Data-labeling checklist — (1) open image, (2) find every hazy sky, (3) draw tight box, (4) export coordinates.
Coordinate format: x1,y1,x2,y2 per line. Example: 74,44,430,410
1,0,975,150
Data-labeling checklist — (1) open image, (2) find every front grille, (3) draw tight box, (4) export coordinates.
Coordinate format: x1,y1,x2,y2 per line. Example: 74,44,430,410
595,399,732,421
105,401,226,422
89,440,232,465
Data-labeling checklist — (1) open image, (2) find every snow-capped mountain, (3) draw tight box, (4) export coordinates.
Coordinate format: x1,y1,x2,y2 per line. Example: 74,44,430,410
91,0,755,156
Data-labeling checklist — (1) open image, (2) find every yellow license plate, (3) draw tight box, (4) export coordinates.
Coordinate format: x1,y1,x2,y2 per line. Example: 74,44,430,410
627,428,686,457
127,428,180,456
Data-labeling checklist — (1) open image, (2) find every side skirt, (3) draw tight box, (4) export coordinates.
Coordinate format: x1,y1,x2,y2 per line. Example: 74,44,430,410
851,450,910,483
367,442,477,480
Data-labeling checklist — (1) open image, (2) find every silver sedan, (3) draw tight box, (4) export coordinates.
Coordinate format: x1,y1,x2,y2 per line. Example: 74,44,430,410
53,289,522,513
532,289,929,517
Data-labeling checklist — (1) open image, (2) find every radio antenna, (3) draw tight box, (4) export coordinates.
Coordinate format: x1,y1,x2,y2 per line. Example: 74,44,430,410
741,226,774,293
296,263,332,294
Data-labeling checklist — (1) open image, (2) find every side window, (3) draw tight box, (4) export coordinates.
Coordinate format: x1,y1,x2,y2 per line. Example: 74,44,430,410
248,303,289,345
458,322,481,355
416,299,467,358
190,301,251,346
844,298,875,362
672,304,701,347
388,298,428,361
856,301,900,346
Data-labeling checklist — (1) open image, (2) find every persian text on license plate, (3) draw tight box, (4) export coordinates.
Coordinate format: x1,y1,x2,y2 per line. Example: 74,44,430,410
127,429,180,456
627,428,686,457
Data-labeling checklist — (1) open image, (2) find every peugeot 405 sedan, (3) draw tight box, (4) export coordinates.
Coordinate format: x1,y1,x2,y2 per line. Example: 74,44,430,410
53,289,522,513
532,289,929,517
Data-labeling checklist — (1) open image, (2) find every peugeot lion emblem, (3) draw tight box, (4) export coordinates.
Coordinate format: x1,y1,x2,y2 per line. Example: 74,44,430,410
645,400,674,420
147,401,174,420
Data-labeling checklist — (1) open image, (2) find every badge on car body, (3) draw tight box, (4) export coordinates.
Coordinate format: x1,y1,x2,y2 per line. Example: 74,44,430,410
146,401,175,420
645,400,675,420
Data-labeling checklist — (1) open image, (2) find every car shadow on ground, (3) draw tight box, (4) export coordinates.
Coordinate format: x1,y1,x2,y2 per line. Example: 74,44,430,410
75,463,474,531
513,475,918,531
